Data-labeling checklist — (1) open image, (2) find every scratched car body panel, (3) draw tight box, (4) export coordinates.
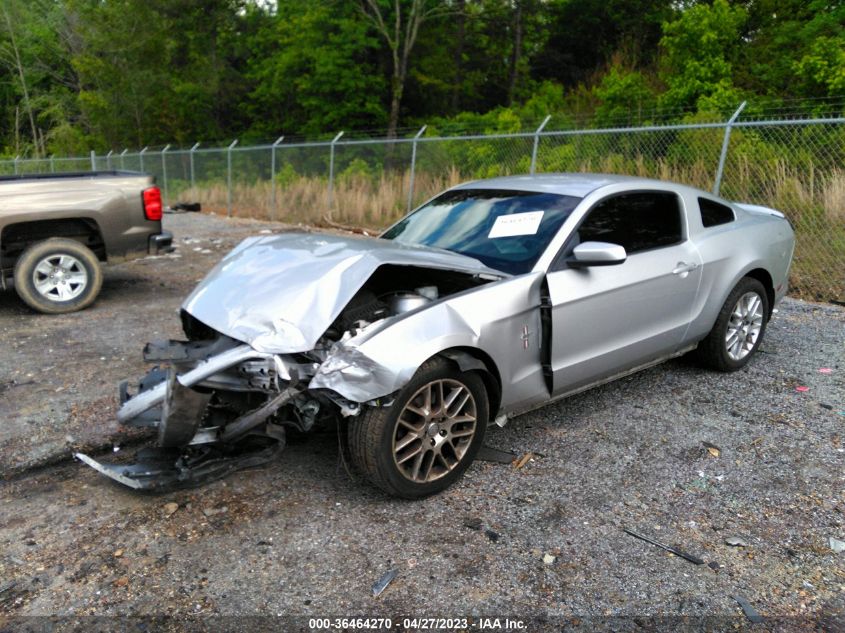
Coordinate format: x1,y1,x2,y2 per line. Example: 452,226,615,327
77,174,795,497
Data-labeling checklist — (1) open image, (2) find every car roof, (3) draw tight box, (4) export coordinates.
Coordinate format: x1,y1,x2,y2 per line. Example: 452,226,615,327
451,173,690,199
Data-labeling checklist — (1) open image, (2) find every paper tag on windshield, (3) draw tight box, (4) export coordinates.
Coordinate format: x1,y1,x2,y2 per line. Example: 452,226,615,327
488,211,544,238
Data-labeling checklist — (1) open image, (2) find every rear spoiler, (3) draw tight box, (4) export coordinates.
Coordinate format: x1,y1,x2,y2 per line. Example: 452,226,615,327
734,202,786,219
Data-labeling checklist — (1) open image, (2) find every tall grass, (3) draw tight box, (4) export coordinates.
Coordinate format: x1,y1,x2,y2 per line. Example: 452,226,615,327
181,167,463,228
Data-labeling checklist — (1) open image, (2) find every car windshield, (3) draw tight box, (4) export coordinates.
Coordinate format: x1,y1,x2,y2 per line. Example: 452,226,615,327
381,188,581,274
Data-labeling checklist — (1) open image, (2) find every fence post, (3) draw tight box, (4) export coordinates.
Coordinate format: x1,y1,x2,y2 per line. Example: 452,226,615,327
270,135,284,221
90,150,96,171
139,146,148,172
713,101,747,196
530,115,552,175
327,131,344,213
161,144,171,207
120,149,128,170
105,150,113,170
189,142,200,192
13,155,19,175
407,125,427,212
227,139,238,218
50,155,55,173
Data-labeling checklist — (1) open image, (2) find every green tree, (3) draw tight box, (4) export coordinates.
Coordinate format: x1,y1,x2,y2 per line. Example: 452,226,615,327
795,36,845,96
658,0,747,113
65,0,248,149
535,0,672,88
0,0,80,157
357,0,450,138
244,0,386,137
593,64,656,126
737,0,845,100
790,1,845,98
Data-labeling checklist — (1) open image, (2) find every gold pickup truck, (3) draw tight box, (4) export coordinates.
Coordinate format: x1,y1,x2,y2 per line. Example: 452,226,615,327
0,171,172,313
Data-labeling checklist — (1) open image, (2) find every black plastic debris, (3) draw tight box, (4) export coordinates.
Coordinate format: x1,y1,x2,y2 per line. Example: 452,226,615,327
463,517,483,531
169,202,202,213
623,528,705,565
476,446,517,464
484,529,500,543
75,438,284,492
733,595,764,624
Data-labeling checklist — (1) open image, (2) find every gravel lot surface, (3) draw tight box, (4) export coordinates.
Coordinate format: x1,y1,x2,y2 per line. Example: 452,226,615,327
0,211,843,631
0,212,301,477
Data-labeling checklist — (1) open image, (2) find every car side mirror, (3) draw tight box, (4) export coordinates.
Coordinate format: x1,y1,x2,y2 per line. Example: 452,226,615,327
567,241,627,267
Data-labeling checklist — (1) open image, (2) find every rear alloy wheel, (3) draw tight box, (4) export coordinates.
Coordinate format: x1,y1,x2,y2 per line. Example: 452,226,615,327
14,238,103,314
696,277,769,371
725,292,765,362
349,358,488,498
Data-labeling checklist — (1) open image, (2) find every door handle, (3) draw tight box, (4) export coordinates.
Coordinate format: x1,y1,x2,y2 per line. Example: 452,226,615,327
672,261,700,276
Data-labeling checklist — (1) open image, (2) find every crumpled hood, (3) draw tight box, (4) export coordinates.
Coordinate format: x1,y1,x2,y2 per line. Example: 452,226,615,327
181,232,502,353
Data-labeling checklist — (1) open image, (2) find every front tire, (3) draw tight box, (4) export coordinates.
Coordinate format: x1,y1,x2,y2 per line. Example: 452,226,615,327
349,358,488,499
13,238,103,314
696,277,769,372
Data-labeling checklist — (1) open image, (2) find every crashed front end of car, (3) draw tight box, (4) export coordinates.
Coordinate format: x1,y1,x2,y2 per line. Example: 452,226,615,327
76,232,505,491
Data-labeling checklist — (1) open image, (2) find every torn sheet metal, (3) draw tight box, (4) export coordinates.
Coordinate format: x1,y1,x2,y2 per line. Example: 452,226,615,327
116,344,266,423
75,439,284,492
182,232,503,354
82,334,297,490
310,272,548,410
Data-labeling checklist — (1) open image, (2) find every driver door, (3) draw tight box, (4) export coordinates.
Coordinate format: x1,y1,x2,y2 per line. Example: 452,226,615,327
545,190,702,396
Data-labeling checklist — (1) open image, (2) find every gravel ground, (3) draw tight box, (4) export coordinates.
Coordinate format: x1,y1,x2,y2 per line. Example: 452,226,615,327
0,211,843,631
0,212,305,478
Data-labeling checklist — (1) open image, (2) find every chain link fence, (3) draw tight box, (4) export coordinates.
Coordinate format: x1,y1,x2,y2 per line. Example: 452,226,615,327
2,106,843,303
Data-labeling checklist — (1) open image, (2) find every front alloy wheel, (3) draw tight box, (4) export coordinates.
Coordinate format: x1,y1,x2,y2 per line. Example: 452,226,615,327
392,378,478,484
350,358,488,498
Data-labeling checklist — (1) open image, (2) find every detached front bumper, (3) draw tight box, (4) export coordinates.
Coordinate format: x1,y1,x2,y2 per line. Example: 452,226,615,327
149,230,174,254
76,339,303,491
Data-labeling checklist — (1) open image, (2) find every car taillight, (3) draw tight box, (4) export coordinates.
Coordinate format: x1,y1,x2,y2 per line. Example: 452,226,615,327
143,187,163,221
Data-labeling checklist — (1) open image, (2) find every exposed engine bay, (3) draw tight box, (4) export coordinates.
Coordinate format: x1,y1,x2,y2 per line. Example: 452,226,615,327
76,265,493,491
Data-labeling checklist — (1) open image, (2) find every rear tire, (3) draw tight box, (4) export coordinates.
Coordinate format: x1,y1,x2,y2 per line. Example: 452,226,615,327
349,358,488,499
696,277,769,372
14,238,102,314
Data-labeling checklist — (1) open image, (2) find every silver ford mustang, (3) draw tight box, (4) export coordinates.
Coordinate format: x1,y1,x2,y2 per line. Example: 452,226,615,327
78,174,795,498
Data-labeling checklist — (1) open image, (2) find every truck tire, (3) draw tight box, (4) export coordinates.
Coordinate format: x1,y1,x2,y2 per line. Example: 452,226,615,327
14,238,103,314
349,358,488,499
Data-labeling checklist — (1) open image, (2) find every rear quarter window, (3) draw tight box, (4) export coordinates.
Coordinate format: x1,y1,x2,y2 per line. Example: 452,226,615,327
699,198,735,227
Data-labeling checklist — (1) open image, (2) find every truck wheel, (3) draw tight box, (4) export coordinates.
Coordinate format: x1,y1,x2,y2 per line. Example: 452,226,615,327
14,238,103,314
696,277,769,372
349,358,488,499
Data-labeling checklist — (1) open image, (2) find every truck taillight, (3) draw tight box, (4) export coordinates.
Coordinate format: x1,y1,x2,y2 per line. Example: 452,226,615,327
142,187,163,221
